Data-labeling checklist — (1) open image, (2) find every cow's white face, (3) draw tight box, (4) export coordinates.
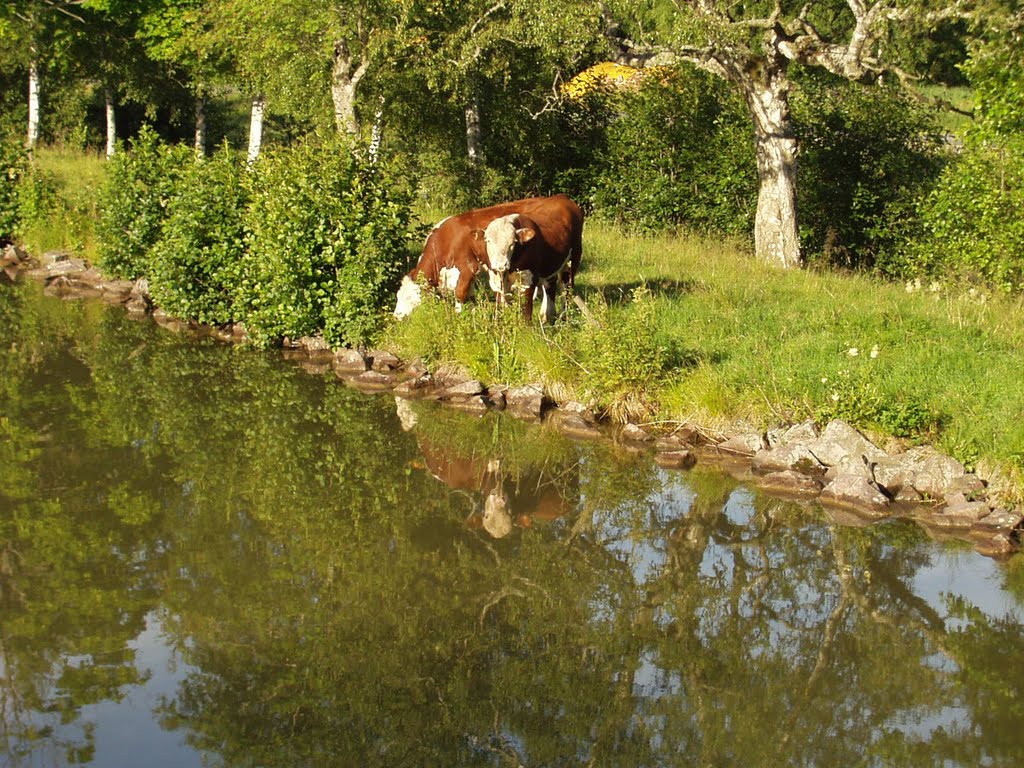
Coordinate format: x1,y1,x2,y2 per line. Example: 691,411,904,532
393,275,423,319
483,215,520,273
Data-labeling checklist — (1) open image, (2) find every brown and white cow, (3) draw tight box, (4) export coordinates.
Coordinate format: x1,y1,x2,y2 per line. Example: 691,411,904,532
480,196,583,323
393,194,583,322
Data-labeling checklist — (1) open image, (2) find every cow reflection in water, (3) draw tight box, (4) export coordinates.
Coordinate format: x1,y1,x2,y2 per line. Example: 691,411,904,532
396,398,574,538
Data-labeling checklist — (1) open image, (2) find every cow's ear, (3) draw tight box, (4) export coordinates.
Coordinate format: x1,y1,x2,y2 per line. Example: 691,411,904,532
516,227,536,244
471,229,485,241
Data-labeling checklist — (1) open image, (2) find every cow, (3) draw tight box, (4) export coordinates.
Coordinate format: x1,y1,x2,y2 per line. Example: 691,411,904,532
479,196,583,323
393,194,583,322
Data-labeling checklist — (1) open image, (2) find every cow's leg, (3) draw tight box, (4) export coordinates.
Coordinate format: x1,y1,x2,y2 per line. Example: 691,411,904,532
522,277,536,322
454,266,478,311
540,278,557,324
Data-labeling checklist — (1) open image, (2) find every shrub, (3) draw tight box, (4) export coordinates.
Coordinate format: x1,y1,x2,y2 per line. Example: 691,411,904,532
147,145,249,324
888,134,1024,292
96,125,192,279
586,69,756,235
238,137,415,348
792,72,944,271
0,139,30,244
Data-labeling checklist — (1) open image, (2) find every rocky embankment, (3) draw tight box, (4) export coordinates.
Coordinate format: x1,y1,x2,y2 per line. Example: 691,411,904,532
6,244,1022,558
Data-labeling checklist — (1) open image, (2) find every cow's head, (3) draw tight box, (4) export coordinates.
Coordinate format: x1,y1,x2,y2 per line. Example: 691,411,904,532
475,214,536,296
393,274,423,319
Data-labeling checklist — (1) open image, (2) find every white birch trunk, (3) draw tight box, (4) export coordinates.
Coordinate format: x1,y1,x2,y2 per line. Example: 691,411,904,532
27,54,41,152
194,93,207,159
465,97,483,166
331,39,368,136
744,74,801,268
368,98,384,164
247,96,265,164
104,87,116,159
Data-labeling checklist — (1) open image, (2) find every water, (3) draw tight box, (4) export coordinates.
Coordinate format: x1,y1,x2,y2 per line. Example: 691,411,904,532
2,280,1023,767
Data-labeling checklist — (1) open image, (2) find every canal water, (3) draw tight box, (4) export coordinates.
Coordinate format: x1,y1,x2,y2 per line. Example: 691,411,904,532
2,279,1023,767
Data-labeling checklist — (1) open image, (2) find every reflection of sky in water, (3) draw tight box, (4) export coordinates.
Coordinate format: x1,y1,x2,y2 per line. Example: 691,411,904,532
913,547,1023,625
73,613,207,768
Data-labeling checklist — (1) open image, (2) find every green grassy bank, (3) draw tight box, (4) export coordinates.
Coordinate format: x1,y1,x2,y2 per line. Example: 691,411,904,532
15,147,1024,502
385,220,1024,502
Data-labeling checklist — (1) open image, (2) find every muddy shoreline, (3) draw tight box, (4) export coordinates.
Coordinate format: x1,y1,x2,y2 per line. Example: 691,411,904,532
5,243,1021,558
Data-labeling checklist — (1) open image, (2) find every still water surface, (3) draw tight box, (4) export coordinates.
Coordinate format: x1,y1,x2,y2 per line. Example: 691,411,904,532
2,280,1023,767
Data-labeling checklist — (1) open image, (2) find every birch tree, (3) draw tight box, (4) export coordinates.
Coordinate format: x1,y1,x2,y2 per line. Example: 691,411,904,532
0,1,87,152
602,0,980,268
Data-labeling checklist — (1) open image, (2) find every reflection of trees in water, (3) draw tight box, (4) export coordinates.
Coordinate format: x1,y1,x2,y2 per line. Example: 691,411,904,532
2,280,1024,766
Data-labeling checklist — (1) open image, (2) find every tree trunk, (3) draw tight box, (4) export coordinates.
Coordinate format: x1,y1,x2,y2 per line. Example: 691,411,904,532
247,95,265,164
465,96,483,166
743,71,801,268
368,98,384,164
331,39,368,136
26,54,41,152
194,93,207,159
104,87,116,159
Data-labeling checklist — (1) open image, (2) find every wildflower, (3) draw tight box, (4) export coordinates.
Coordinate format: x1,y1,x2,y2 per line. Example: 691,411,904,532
847,347,859,357
821,377,828,384
831,392,841,402
870,345,880,359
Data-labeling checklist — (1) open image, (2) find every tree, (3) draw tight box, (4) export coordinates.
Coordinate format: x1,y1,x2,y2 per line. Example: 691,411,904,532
601,0,979,268
0,1,90,152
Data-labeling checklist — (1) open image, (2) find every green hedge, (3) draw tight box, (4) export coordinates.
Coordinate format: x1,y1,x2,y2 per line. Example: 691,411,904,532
147,146,249,324
95,130,415,347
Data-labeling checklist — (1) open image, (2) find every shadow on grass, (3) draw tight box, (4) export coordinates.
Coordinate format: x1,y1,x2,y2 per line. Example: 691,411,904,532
578,277,700,305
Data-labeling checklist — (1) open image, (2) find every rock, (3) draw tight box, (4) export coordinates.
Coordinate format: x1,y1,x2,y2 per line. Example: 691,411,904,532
40,249,72,266
505,385,546,420
807,419,886,467
894,486,924,503
971,508,1024,535
393,374,433,397
779,419,820,447
717,432,767,457
333,349,369,375
438,378,485,399
654,449,697,470
297,335,333,358
620,423,653,443
561,400,597,422
44,257,88,277
485,386,507,410
927,493,992,529
752,443,825,474
944,474,987,497
820,474,890,517
346,370,394,391
553,412,603,441
369,350,401,372
874,445,969,498
99,279,135,303
823,453,876,482
755,470,824,497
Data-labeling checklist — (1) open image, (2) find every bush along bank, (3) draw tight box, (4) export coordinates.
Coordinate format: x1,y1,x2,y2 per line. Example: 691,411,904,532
94,128,417,349
4,242,1022,559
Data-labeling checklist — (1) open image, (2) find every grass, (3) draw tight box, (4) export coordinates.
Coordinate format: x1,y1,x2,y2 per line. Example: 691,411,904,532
386,215,1024,502
22,145,106,260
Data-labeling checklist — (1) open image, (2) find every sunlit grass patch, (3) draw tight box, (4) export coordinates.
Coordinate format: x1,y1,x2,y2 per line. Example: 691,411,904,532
22,145,106,259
